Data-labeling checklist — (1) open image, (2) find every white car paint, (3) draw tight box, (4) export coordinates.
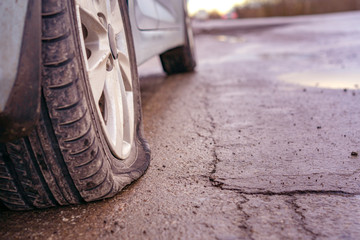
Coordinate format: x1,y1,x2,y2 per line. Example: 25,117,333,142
0,1,29,112
130,0,186,65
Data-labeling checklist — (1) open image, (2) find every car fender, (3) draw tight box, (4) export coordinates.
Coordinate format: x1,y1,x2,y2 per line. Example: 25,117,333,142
0,0,41,142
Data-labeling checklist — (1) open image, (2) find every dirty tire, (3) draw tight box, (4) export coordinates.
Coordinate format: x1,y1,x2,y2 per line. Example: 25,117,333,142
0,0,150,210
160,5,196,74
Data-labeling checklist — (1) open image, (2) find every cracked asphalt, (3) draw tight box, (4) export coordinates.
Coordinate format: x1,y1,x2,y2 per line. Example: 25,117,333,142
1,11,360,239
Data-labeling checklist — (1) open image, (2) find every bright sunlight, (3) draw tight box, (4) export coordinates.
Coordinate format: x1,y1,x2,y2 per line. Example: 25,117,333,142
188,0,246,15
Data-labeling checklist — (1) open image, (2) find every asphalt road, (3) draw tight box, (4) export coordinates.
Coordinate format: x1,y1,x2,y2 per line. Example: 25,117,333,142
1,11,360,240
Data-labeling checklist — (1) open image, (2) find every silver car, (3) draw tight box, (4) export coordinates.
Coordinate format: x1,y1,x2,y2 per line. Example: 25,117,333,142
0,0,196,210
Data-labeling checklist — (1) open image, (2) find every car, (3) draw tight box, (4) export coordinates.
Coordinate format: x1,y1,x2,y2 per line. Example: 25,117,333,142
0,0,196,210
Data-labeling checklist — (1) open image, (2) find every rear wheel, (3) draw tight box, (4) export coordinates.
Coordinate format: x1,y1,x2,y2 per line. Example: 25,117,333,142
0,0,150,210
160,4,196,74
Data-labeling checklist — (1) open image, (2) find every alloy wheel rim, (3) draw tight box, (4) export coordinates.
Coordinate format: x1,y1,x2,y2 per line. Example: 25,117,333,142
75,0,134,159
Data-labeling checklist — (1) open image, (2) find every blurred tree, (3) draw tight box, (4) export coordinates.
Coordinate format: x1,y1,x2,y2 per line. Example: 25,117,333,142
208,10,222,19
234,0,360,18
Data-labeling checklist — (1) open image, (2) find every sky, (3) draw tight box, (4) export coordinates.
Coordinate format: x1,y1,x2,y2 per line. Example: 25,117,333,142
188,0,246,15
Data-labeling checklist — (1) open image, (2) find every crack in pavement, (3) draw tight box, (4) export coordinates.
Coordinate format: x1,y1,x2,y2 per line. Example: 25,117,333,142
200,79,360,238
209,180,358,196
286,196,322,240
200,84,258,239
235,195,255,240
213,171,360,179
202,82,359,198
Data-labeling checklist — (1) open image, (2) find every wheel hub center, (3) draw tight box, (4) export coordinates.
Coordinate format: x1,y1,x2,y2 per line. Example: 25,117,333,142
108,24,118,59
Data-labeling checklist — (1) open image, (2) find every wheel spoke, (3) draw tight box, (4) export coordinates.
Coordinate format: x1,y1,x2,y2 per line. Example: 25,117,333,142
77,4,107,36
103,67,124,151
106,0,124,34
118,50,132,91
114,61,134,147
87,50,111,102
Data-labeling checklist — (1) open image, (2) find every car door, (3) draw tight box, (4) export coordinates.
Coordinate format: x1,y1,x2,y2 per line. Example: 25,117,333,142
155,0,183,29
134,0,159,30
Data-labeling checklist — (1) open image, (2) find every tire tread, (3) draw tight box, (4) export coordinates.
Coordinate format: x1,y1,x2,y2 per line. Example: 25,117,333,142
0,0,150,210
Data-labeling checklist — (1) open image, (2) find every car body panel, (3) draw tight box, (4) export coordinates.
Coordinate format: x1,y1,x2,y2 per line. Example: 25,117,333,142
134,0,158,30
156,0,182,29
0,0,41,142
0,1,29,112
130,0,186,65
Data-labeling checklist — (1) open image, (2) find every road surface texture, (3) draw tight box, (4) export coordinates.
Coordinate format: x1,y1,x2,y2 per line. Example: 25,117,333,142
1,11,360,240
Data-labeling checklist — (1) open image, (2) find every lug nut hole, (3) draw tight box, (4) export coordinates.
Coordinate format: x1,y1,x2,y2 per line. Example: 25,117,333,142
97,12,107,28
86,48,91,59
106,56,113,71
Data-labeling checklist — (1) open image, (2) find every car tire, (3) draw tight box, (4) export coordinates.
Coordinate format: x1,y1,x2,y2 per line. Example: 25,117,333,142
0,0,150,210
160,4,196,74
